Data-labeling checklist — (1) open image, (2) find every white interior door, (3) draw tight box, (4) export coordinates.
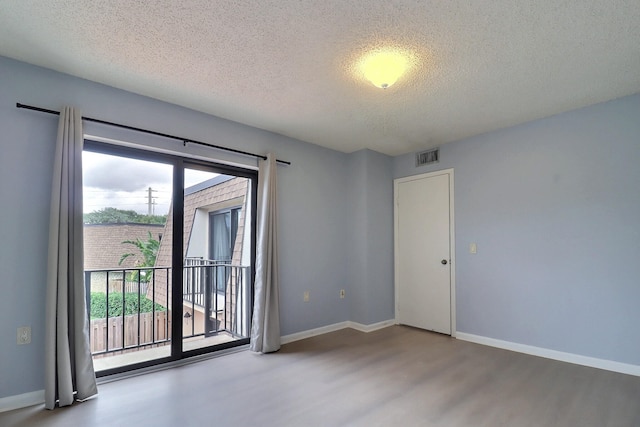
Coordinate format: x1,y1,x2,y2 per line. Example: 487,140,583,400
395,170,453,335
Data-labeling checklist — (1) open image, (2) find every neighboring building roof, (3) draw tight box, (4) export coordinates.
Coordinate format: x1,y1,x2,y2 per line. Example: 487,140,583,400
84,223,165,270
184,175,234,196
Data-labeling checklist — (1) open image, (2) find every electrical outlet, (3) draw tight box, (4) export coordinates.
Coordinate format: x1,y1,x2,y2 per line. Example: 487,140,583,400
340,289,346,299
303,291,310,302
17,326,31,345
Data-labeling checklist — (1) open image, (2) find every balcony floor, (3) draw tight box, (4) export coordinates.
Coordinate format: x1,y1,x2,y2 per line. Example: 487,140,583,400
93,333,239,372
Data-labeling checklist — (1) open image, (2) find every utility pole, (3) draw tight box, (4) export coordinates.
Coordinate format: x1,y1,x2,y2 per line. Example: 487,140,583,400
147,187,157,215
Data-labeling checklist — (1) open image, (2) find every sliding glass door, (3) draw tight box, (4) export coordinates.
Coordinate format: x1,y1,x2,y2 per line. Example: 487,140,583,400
181,164,254,354
83,148,174,372
83,142,255,375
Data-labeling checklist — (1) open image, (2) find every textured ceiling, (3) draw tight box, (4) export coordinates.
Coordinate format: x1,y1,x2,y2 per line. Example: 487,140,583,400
0,1,639,156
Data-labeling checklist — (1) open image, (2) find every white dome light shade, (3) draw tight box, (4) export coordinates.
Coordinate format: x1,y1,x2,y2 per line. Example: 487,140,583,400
359,49,411,89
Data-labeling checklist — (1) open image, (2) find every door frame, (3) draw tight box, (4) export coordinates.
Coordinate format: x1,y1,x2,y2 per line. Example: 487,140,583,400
393,168,456,337
179,160,257,358
83,140,257,377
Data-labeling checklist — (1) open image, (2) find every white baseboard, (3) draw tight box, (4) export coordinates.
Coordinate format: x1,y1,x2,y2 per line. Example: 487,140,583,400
456,332,640,377
346,319,396,333
0,390,44,413
281,322,350,344
281,319,395,344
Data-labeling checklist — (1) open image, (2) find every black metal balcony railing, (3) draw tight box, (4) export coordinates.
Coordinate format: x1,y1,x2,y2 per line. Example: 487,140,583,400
85,267,171,357
85,261,250,358
183,257,250,339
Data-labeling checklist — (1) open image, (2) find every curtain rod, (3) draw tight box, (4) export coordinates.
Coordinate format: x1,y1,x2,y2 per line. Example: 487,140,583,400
16,102,291,165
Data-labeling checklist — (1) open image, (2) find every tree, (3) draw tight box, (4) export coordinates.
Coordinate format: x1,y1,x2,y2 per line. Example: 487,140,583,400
84,207,166,225
118,232,160,282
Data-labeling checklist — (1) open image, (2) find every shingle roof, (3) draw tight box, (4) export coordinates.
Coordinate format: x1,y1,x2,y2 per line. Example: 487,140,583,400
84,223,165,270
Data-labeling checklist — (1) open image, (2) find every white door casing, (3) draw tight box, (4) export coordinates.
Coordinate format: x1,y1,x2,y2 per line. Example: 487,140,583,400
394,169,455,335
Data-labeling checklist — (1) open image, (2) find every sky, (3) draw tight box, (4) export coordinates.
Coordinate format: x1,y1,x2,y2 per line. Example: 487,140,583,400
83,151,217,215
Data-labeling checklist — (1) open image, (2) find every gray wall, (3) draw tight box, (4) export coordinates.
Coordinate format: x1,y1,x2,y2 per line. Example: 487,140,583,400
395,93,640,365
347,150,395,325
0,56,394,399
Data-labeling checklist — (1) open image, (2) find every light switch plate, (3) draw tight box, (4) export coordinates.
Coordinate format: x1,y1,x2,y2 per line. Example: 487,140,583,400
470,243,477,254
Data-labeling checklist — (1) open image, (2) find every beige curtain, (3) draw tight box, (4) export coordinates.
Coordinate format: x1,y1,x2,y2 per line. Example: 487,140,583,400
44,107,97,409
249,154,281,353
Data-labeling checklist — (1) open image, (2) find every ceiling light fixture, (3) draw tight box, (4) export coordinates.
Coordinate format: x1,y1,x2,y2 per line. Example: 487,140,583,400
359,49,411,89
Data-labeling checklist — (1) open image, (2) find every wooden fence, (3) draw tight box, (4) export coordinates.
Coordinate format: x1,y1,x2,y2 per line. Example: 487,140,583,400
90,311,170,355
110,279,150,294
87,272,150,294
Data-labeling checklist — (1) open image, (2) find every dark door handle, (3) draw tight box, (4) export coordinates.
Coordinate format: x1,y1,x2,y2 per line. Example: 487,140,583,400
441,259,448,265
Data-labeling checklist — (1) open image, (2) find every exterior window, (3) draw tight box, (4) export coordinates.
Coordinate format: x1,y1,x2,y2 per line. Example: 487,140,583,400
210,208,240,292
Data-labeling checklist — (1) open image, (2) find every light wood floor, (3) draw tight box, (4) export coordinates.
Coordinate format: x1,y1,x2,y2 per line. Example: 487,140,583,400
2,326,639,426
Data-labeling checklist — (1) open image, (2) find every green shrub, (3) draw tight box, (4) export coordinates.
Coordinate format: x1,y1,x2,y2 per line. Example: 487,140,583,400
90,292,166,319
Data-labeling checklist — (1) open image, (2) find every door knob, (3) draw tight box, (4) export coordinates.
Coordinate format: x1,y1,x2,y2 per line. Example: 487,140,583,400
441,259,448,265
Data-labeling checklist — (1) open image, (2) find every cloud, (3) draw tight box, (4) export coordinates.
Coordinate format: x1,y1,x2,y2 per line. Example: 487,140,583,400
81,151,219,214
83,151,172,192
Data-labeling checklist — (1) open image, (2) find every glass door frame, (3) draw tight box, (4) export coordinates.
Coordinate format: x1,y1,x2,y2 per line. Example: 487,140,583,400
84,141,257,377
178,159,257,359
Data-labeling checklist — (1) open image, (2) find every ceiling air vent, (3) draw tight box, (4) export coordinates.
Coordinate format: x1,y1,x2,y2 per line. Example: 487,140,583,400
416,148,439,167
